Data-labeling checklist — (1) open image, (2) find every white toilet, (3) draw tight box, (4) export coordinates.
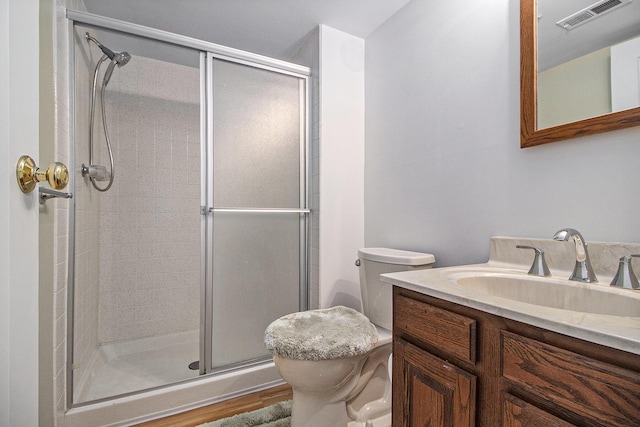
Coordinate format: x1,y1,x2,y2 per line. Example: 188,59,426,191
265,248,435,427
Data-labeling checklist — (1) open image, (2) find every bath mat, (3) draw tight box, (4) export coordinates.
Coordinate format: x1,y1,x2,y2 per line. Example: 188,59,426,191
198,400,291,427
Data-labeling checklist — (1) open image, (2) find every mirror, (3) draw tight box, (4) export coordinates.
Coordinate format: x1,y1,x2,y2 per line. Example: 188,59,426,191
520,0,640,147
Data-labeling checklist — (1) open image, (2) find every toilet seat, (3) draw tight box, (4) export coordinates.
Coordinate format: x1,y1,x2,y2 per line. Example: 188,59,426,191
264,306,378,361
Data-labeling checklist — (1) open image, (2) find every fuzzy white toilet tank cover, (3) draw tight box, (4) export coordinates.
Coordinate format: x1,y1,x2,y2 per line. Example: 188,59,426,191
264,306,378,361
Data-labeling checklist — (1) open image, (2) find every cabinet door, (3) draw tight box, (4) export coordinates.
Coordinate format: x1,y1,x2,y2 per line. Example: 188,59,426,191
394,338,476,427
503,394,577,427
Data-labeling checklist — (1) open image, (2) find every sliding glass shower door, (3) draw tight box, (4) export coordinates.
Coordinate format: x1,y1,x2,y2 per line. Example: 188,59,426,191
203,57,309,371
70,16,308,405
71,24,203,404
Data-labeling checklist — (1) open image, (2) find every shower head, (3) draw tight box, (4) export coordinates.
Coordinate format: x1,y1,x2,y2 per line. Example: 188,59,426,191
102,52,131,86
115,51,131,67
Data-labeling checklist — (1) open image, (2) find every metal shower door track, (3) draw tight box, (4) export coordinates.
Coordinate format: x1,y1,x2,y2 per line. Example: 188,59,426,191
66,9,309,77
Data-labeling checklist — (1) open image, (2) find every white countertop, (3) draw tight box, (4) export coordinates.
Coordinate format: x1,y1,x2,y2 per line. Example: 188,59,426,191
382,263,640,356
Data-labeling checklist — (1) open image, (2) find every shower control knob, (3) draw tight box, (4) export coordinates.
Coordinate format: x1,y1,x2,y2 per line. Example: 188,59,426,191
16,155,69,193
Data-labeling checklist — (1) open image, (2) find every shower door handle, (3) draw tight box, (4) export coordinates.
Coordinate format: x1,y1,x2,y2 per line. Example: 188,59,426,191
204,207,311,214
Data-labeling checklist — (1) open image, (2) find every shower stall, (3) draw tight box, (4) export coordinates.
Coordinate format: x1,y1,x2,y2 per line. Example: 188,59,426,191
68,11,310,409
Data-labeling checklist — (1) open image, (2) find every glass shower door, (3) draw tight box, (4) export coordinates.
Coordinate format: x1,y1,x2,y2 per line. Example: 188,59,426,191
205,58,308,370
71,24,203,404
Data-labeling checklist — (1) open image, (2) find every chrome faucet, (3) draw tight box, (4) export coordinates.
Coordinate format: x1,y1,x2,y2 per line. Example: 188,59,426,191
552,228,598,283
516,245,551,277
610,254,640,290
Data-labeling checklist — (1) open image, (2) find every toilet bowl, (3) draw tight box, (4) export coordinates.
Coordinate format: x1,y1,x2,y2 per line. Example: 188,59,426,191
265,306,378,427
275,355,365,426
265,248,435,427
345,327,393,427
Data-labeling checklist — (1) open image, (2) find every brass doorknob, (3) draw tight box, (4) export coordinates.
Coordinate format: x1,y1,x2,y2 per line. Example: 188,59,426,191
16,155,69,193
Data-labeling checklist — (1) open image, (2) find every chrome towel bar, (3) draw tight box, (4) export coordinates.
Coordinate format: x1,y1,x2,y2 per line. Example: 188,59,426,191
201,206,311,215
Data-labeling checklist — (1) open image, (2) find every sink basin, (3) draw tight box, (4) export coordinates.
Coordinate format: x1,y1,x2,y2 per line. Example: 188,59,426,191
451,272,640,317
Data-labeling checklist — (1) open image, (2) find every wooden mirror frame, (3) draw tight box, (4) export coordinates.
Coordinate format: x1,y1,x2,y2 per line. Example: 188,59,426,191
520,0,640,148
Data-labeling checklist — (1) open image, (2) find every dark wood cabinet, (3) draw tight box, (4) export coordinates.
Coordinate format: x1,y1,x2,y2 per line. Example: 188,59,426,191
393,287,640,427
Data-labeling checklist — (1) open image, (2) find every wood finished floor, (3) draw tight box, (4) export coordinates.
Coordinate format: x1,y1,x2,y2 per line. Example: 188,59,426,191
135,384,293,427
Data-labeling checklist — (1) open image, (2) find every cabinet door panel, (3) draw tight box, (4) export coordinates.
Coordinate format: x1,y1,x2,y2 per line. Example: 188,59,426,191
410,375,447,426
394,338,476,427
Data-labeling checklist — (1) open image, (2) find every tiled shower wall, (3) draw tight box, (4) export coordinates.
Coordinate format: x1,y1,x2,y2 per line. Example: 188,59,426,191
92,55,201,343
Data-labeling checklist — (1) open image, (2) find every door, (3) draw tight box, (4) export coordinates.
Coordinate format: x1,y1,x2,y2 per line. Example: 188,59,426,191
69,24,203,403
393,338,477,427
1,0,40,425
203,56,309,371
64,15,309,403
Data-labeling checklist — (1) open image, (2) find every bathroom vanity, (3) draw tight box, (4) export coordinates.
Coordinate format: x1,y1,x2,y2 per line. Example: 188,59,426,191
384,237,640,427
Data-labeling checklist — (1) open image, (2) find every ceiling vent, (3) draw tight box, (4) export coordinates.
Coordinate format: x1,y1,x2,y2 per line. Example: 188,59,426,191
556,0,632,30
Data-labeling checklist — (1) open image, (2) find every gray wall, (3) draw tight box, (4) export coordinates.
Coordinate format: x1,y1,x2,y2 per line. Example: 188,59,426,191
364,0,640,268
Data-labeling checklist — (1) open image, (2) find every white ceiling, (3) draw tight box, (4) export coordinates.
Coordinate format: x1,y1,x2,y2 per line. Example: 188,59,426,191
82,0,412,62
538,0,640,70
81,0,640,72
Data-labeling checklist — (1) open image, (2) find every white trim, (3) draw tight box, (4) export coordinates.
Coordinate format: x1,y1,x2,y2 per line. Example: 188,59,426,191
2,0,40,425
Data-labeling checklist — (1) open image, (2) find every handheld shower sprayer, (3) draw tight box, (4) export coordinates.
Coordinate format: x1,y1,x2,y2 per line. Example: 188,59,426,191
83,32,133,192
102,52,131,86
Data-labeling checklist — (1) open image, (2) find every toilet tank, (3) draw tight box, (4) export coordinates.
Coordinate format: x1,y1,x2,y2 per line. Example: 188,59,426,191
358,248,435,331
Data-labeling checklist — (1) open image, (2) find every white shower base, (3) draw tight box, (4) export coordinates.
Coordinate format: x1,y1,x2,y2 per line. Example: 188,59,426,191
67,330,283,426
76,330,200,402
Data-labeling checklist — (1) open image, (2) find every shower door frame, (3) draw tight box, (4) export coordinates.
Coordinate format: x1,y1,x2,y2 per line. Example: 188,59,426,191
66,9,310,408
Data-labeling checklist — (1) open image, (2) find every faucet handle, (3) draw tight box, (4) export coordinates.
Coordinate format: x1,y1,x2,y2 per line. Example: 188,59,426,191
516,245,551,277
610,254,640,290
